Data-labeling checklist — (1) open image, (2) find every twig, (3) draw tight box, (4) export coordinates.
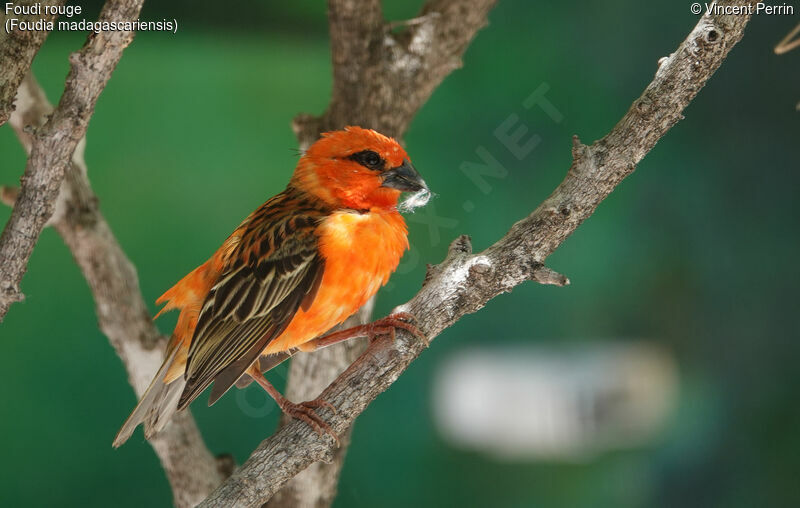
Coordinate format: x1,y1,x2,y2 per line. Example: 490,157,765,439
774,22,799,54
0,0,142,321
199,2,755,506
774,22,799,110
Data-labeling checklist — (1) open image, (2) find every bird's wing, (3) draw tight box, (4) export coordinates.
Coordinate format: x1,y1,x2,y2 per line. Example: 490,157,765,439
178,197,325,409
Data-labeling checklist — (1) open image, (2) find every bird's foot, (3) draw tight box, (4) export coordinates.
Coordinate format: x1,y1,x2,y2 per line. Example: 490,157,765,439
365,312,425,344
279,397,339,445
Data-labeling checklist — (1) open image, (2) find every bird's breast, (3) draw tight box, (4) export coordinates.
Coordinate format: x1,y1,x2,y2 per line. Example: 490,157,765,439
262,208,409,353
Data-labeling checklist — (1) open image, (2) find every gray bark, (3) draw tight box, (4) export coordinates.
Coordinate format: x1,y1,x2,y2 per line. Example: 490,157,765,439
1,4,224,504
0,0,143,320
0,0,63,126
4,73,225,508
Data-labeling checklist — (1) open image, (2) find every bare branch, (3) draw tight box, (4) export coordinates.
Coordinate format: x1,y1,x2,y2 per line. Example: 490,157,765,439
52,180,225,508
200,2,755,506
774,22,799,54
0,0,63,126
0,0,143,321
293,0,498,145
323,0,384,132
5,71,224,508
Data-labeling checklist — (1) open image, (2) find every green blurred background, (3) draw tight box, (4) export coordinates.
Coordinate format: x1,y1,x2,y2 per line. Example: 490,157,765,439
1,1,798,507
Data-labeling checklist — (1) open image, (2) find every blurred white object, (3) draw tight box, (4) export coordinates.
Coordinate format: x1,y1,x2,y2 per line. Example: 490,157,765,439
432,342,677,462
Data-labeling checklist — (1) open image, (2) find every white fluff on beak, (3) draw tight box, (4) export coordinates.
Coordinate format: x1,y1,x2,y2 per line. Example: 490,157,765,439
398,186,433,213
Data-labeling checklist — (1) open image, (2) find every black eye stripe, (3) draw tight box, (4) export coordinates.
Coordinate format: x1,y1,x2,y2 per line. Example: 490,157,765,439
346,150,385,171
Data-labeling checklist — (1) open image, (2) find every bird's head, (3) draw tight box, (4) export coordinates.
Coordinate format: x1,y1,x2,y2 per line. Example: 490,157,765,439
291,126,429,211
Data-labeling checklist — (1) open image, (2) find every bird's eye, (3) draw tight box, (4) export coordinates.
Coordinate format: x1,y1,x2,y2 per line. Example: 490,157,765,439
347,150,384,171
364,151,381,166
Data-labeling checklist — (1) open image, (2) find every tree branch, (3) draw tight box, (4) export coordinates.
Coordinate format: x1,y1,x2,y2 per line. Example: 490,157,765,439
292,0,497,142
273,1,498,506
0,0,143,321
0,0,63,127
4,71,225,508
200,2,755,506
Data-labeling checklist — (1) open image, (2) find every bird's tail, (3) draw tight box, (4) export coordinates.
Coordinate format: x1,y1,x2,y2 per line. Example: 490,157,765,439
112,345,185,447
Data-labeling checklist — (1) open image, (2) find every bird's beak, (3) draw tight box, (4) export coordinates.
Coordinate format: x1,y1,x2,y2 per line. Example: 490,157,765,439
381,159,428,192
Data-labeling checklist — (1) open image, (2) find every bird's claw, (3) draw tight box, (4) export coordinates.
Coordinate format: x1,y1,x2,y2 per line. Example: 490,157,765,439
366,312,426,344
280,398,339,445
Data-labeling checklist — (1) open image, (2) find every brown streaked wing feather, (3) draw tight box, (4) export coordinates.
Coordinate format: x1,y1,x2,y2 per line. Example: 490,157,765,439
177,193,326,409
202,260,323,407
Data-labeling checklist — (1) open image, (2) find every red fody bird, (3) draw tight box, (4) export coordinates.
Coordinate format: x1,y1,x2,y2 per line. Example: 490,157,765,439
114,127,429,446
